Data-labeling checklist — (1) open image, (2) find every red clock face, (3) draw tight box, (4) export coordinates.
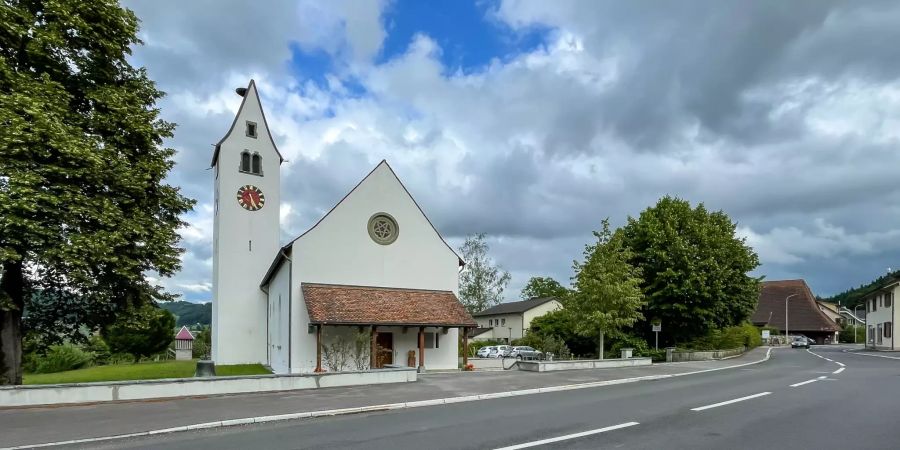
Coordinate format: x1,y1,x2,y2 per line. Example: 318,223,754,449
237,185,265,211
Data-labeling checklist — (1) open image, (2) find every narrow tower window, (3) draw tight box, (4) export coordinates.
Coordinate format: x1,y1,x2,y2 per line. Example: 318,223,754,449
251,153,263,175
246,121,258,138
240,151,251,172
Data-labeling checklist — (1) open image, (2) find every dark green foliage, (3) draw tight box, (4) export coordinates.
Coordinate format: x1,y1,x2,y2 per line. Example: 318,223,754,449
526,310,596,357
682,323,762,351
520,277,569,300
621,197,761,344
85,335,111,365
838,325,865,343
824,271,900,310
33,344,94,374
192,326,211,359
102,306,176,361
0,0,194,384
159,301,212,327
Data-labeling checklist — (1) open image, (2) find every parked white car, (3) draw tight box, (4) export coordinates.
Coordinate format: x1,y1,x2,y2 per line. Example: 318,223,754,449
489,345,512,358
508,346,543,360
476,346,495,358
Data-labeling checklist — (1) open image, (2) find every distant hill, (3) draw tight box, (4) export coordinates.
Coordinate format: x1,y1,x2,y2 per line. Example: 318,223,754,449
822,270,900,308
159,301,212,327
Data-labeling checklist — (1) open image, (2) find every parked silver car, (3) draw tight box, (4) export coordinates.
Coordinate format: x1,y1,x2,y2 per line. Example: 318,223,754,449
489,345,512,358
508,346,543,360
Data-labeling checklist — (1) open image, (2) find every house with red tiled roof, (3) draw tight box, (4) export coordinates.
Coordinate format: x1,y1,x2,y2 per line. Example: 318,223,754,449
212,81,475,375
751,280,841,344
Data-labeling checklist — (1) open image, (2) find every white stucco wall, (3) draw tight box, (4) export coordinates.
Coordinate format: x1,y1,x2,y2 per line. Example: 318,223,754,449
267,261,291,373
288,162,461,372
212,82,281,365
866,284,898,350
476,314,524,340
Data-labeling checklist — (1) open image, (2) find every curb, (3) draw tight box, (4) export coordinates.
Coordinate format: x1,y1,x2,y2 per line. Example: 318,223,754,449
4,347,773,450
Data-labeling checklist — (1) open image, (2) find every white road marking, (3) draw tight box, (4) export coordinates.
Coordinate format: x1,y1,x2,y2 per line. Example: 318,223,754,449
835,361,845,367
690,392,772,411
833,367,845,374
790,379,818,387
493,422,640,450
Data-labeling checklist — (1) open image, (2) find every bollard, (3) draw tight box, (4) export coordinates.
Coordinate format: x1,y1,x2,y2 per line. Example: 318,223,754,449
665,347,676,363
195,360,216,377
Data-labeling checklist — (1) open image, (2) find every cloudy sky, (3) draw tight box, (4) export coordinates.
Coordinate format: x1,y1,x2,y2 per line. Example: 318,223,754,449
125,0,900,303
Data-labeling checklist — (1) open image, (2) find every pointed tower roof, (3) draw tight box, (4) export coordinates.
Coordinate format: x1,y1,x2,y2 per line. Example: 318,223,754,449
175,325,195,340
210,79,284,167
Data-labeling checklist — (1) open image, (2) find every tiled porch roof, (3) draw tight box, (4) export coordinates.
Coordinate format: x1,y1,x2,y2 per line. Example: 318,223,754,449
302,283,477,328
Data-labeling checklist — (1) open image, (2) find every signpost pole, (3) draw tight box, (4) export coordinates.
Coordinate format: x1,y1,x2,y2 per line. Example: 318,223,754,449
651,322,661,350
655,331,658,350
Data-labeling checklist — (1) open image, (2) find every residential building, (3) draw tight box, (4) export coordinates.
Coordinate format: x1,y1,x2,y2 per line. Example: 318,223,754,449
471,297,562,342
816,300,844,328
751,280,841,344
212,81,476,374
861,275,899,350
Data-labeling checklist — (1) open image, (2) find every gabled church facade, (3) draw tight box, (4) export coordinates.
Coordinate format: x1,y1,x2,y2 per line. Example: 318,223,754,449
212,80,476,374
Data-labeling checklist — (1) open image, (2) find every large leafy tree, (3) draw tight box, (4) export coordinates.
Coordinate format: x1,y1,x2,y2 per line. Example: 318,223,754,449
520,276,569,300
0,1,193,384
568,220,645,359
621,196,760,343
458,233,511,314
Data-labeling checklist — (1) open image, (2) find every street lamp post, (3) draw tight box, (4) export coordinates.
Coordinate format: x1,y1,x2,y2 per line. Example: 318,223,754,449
785,293,799,342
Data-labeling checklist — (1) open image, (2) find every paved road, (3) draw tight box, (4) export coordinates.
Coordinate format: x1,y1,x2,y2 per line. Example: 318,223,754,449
54,345,900,449
0,348,769,448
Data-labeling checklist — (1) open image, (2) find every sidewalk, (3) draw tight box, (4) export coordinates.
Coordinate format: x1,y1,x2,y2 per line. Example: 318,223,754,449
0,347,771,449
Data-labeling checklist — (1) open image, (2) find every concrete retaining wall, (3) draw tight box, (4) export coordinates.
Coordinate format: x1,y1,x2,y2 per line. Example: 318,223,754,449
465,358,504,370
0,367,417,408
667,347,745,362
517,358,652,372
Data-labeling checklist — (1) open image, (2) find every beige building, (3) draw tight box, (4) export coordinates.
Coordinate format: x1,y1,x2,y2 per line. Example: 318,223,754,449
471,297,562,343
861,276,899,350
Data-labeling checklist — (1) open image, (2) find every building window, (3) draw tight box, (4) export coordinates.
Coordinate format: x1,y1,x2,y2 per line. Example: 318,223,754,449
489,319,493,327
425,332,440,349
877,324,883,344
501,318,506,326
872,298,877,312
240,151,251,172
367,213,399,245
246,121,258,138
251,153,262,175
885,323,893,338
886,293,893,308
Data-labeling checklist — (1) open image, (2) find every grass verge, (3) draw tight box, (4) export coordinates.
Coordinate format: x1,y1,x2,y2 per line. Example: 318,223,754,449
23,361,271,385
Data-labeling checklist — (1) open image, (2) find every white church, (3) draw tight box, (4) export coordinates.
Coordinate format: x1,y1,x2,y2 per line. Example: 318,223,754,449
211,80,476,374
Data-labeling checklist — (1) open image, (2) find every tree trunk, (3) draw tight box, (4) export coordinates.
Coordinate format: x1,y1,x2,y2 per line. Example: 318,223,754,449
598,331,604,360
0,260,25,385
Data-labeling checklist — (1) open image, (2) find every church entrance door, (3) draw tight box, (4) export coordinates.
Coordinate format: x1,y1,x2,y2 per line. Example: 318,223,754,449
376,332,393,367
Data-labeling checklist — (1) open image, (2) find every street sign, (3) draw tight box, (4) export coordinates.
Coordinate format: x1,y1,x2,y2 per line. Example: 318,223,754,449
652,324,661,332
761,330,770,339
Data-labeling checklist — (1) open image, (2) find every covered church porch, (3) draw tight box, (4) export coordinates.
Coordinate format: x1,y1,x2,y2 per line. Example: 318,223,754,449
302,283,477,372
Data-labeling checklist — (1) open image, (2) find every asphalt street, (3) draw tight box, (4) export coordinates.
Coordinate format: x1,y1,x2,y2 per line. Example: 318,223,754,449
64,345,900,450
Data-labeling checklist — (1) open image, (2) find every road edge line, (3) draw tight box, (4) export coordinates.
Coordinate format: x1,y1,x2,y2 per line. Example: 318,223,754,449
3,347,773,450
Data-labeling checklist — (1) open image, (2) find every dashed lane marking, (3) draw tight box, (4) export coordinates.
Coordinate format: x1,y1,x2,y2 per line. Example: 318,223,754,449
493,422,640,450
690,392,772,411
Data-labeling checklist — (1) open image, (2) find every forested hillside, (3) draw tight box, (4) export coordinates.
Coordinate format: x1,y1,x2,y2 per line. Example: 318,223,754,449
159,301,211,327
823,270,900,308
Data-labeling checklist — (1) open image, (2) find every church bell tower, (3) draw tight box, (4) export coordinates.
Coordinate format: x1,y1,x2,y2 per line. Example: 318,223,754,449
211,80,282,364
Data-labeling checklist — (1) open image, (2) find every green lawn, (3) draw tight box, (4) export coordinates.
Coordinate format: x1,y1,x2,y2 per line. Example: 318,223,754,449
23,360,271,385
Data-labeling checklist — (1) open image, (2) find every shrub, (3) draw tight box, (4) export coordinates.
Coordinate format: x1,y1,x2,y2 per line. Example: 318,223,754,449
34,344,94,374
102,305,176,361
839,325,865,343
683,323,761,351
86,335,111,365
609,335,650,358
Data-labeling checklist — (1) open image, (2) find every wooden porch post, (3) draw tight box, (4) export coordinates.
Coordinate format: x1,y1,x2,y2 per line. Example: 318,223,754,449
370,326,378,369
418,327,426,372
462,327,468,367
315,325,323,372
